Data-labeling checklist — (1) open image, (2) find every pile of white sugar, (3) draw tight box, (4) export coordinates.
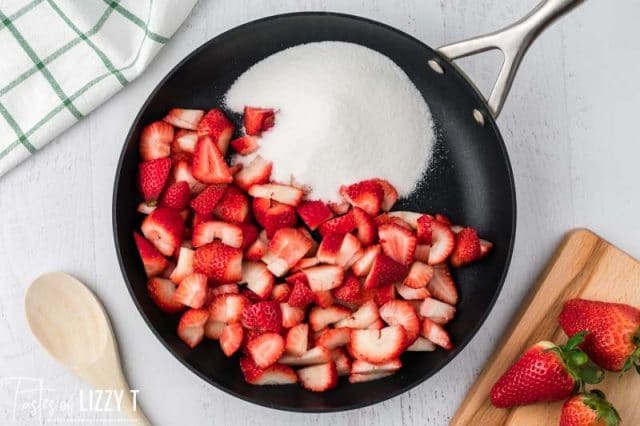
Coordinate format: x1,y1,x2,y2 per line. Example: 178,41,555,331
225,41,435,202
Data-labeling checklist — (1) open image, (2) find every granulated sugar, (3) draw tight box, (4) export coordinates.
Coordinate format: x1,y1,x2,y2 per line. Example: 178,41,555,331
225,41,435,202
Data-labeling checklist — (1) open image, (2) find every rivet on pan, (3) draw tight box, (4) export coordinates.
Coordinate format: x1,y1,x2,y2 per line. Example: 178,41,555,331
473,109,485,126
428,59,444,74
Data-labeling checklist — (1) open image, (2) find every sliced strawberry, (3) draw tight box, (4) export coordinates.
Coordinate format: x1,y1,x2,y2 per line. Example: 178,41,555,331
298,362,338,392
209,283,239,297
328,200,350,215
213,186,249,223
316,233,344,264
335,300,379,329
236,222,258,249
248,183,304,206
428,220,455,265
140,121,173,161
367,319,385,330
427,264,458,305
241,301,282,333
420,297,456,324
245,230,268,261
196,108,234,155
332,273,361,304
309,305,352,331
336,233,362,268
280,303,305,328
379,223,417,266
296,200,333,230
414,244,430,263
141,207,185,256
219,322,243,356
192,221,243,248
315,328,351,350
375,283,396,306
480,238,494,258
416,214,433,244
137,202,156,215
138,157,172,202
239,357,297,385
147,277,184,313
395,282,430,300
314,290,335,308
450,227,482,267
208,294,249,323
193,241,243,282
264,228,313,276
373,179,398,211
252,198,297,238
351,245,381,277
159,181,191,210
192,136,233,184
348,371,394,383
177,308,209,348
163,108,204,130
271,283,291,302
351,359,401,374
204,319,226,339
435,213,451,225
234,156,272,191
229,163,243,175
279,346,332,366
173,273,207,309
287,277,315,308
403,261,434,288
375,213,413,230
134,232,168,277
285,323,309,356
348,326,407,364
293,257,319,271
247,332,285,368
406,336,437,352
332,348,352,376
244,107,275,136
189,184,227,216
173,160,206,194
230,135,259,155
240,261,275,299
364,253,408,289
421,318,453,350
318,210,357,236
387,211,421,228
379,300,420,344
172,129,198,154
352,207,378,245
339,180,384,216
303,265,344,291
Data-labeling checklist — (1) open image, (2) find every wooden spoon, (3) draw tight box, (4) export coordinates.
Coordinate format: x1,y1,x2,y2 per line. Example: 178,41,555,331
25,272,150,425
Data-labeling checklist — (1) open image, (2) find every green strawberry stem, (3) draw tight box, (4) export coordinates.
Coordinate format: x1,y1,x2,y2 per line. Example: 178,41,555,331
581,390,621,426
620,327,640,376
550,331,605,392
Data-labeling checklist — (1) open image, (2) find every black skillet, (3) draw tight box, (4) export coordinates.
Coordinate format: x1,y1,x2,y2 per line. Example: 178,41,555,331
113,0,582,412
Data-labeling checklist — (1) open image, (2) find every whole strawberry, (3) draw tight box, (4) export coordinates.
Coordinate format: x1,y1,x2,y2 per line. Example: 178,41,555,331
560,390,620,426
559,298,640,373
490,334,604,408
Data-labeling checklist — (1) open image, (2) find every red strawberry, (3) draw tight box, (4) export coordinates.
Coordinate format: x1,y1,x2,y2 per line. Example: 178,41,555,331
230,135,259,155
376,213,415,230
285,323,309,356
209,283,239,297
379,300,420,344
170,247,195,282
239,357,297,385
420,297,456,324
560,390,620,426
315,328,351,350
280,346,332,366
379,223,417,266
241,261,275,299
252,198,297,238
189,184,227,216
244,107,275,136
329,200,350,215
293,257,319,271
192,221,243,248
134,232,168,277
245,230,268,261
219,322,243,357
332,348,352,376
249,183,304,206
319,210,357,236
403,261,434,288
559,298,640,373
280,303,305,328
192,136,233,184
247,332,285,368
140,121,173,161
348,371,394,384
173,273,207,308
236,222,258,249
288,277,315,308
335,300,379,329
147,277,184,313
241,301,282,333
296,200,333,230
450,227,482,267
204,319,225,339
352,207,378,245
271,283,291,303
351,244,380,277
395,282,430,300
137,202,156,215
414,244,430,263
234,156,272,191
196,108,234,155
339,180,384,216
172,129,198,154
490,335,604,408
159,181,191,210
335,233,363,269
177,308,209,348
351,359,402,374
364,253,408,289
428,220,455,264
193,241,242,282
427,264,458,305
316,233,344,264
309,305,352,331
138,157,171,202
303,265,344,292
141,207,185,256
421,318,452,349
348,326,407,364
173,159,206,194
264,228,313,276
213,185,249,223
435,213,451,225
373,179,398,211
208,294,249,323
163,108,204,130
297,362,338,392
332,273,362,304
416,214,433,244
375,284,396,306
314,290,335,308
406,336,437,352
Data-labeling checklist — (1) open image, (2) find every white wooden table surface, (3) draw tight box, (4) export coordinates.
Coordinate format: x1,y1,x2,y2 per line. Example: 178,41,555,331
1,1,639,425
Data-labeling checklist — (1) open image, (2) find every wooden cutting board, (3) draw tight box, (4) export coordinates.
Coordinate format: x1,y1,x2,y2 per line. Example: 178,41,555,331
451,229,640,426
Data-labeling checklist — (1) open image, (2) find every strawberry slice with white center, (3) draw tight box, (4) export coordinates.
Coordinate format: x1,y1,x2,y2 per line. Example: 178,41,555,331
246,332,285,368
208,294,249,323
138,157,172,202
428,220,455,265
219,322,243,357
363,253,407,290
414,244,431,263
339,180,384,216
163,108,204,130
351,359,402,374
204,319,226,340
177,308,209,348
373,179,398,211
192,221,243,248
395,282,430,300
421,318,453,350
234,156,273,191
240,261,275,299
230,135,259,155
245,231,268,261
209,283,239,297
332,348,352,376
279,346,332,366
137,202,156,215
173,273,207,309
141,207,185,256
263,228,313,276
193,241,243,282
379,300,420,344
336,233,362,268
387,211,422,229
168,246,194,283
367,318,385,330
480,238,494,258
244,107,275,136
192,136,233,184
248,183,304,206
285,323,309,356
280,303,305,328
140,121,173,161
190,184,227,216
293,257,319,271
303,265,344,291
351,244,381,277
406,336,437,352
239,357,298,385
420,297,456,324
352,207,378,246
172,129,198,154
378,223,417,266
213,186,249,223
133,232,168,277
348,326,407,364
335,301,379,329
309,305,352,331
316,233,344,264
173,160,206,193
147,277,184,313
427,264,458,305
296,200,333,230
196,108,234,155
348,371,394,383
450,227,482,267
403,261,434,288
328,200,350,215
297,362,338,392
271,283,291,302
252,198,297,238
315,327,351,350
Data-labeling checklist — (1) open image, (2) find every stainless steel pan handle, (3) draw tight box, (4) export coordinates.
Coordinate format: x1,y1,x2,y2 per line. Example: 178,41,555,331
437,0,584,118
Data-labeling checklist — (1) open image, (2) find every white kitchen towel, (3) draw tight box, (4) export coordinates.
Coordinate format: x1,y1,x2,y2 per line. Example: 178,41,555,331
0,0,197,176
